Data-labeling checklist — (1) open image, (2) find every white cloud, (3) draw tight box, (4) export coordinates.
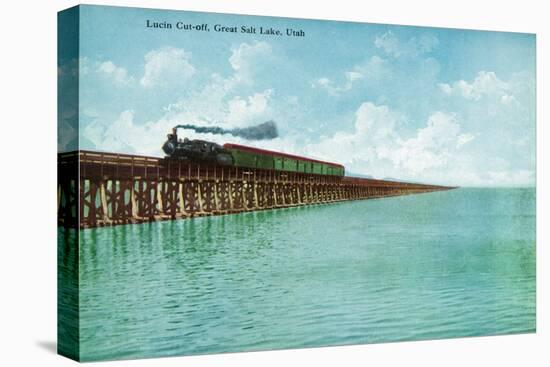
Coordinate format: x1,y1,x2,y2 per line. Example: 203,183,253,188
97,61,132,85
77,38,533,188
83,42,279,155
353,55,390,79
58,60,79,152
58,116,77,152
375,31,439,58
293,103,392,168
500,94,519,105
304,102,398,175
80,57,134,86
228,41,272,84
303,103,532,186
374,31,400,57
433,70,535,186
84,110,173,155
313,56,390,95
140,47,195,88
160,41,276,130
379,112,462,174
226,90,273,128
315,77,331,87
438,71,535,136
82,88,531,187
438,71,512,101
456,133,476,148
485,169,534,187
439,83,452,95
229,41,271,71
82,41,272,152
303,103,478,181
354,102,397,139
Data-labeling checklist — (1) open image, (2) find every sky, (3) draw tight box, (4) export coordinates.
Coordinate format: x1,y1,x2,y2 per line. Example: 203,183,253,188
58,5,536,187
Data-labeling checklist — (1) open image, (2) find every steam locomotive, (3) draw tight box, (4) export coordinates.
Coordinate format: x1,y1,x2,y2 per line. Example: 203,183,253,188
162,127,235,166
162,126,345,177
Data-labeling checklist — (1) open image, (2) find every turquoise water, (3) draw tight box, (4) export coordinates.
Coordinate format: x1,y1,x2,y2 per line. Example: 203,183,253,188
61,188,536,361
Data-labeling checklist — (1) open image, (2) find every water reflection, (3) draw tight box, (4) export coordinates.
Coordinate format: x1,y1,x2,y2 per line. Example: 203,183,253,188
65,189,535,361
57,227,79,360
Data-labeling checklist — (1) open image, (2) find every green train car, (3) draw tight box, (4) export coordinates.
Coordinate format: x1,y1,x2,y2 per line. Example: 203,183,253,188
223,143,345,177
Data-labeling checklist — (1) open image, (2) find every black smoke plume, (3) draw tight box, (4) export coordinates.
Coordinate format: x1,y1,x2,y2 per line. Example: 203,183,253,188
175,120,278,140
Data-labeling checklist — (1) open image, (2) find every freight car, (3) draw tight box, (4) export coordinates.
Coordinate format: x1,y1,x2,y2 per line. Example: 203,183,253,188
162,127,344,176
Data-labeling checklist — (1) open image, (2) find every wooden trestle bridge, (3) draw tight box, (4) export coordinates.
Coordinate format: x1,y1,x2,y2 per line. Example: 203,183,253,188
58,150,454,229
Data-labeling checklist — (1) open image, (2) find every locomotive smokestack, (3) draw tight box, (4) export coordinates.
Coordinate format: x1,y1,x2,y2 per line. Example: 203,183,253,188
174,120,278,140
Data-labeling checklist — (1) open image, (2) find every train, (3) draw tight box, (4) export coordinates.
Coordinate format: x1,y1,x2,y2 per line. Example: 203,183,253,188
161,126,345,177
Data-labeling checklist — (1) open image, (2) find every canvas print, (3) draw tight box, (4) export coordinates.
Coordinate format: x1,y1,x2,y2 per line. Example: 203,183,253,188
57,5,536,362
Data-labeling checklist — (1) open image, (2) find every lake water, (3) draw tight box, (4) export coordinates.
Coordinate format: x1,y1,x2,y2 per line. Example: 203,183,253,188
58,188,536,361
